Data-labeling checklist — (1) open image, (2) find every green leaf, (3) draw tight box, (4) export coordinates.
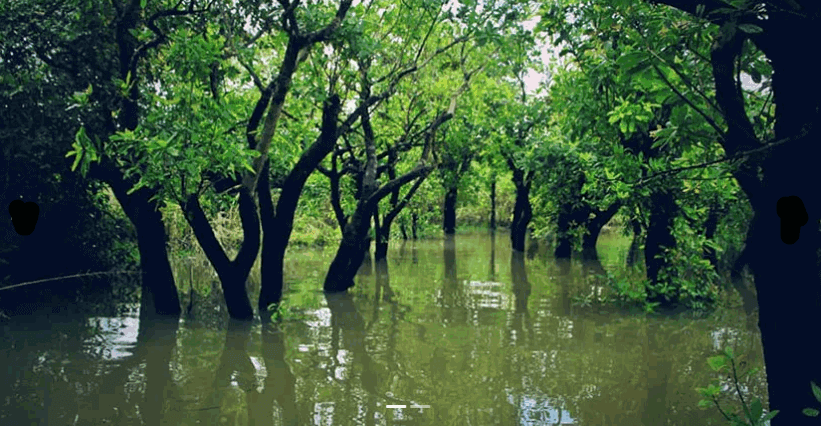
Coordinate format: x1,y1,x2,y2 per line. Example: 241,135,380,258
140,0,147,8
697,399,712,408
738,24,763,34
761,410,779,421
812,381,821,402
750,399,763,422
707,355,727,372
803,408,819,417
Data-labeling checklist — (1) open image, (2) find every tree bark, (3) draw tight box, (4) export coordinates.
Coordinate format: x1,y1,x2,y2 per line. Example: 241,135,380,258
443,186,458,235
702,204,720,269
490,177,497,230
181,187,259,320
106,173,181,316
626,218,643,267
643,188,679,308
581,202,621,261
509,169,533,252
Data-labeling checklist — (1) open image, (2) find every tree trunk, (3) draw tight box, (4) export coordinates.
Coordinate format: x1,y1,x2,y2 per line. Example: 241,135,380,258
400,220,409,240
510,170,532,252
643,189,678,307
182,187,258,321
258,95,341,314
627,219,643,267
490,178,497,230
510,185,532,252
374,223,389,261
702,204,720,269
554,206,573,259
107,179,181,316
581,202,621,261
324,204,373,292
412,213,418,239
443,186,457,235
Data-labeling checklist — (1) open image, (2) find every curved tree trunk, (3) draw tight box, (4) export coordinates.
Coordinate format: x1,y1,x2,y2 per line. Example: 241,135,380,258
182,187,259,320
581,202,621,261
107,178,181,316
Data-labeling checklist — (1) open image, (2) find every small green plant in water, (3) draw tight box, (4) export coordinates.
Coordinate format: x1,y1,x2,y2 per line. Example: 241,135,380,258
802,381,821,418
695,347,778,426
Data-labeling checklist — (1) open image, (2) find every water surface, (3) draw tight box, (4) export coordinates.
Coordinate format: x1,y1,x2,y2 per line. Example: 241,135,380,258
0,231,766,425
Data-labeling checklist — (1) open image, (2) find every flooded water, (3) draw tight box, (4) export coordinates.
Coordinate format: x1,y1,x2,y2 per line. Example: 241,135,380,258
0,231,766,425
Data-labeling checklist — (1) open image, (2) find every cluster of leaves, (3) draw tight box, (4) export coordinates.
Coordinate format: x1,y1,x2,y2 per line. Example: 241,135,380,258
696,348,778,426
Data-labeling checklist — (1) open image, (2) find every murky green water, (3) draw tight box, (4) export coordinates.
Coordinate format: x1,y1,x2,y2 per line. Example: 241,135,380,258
0,231,766,425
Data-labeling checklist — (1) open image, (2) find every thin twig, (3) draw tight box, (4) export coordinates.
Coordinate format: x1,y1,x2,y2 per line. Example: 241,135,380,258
0,270,141,291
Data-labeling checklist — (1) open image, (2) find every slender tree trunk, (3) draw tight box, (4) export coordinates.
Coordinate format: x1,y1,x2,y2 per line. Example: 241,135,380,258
510,170,532,252
400,221,409,240
627,218,643,267
443,186,457,235
554,206,573,259
490,178,497,230
412,213,418,239
702,204,720,269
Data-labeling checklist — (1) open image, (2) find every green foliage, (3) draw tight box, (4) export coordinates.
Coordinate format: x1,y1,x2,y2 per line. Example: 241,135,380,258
695,349,777,426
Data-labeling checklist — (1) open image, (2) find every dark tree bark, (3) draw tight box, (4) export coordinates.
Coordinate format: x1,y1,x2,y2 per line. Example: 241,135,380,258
412,213,419,239
106,174,181,315
509,166,533,252
322,83,437,292
643,188,679,307
702,204,721,269
443,186,458,235
626,218,643,267
400,221,409,240
645,2,821,421
181,186,259,320
374,150,429,260
489,177,497,230
581,202,622,260
554,205,574,259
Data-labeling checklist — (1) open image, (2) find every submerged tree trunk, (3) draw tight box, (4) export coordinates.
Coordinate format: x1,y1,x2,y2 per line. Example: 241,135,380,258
182,187,259,321
107,178,181,316
257,95,343,314
581,202,621,260
510,169,533,252
374,217,390,261
643,188,679,307
554,206,574,259
490,178,497,230
627,218,643,267
443,186,457,235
